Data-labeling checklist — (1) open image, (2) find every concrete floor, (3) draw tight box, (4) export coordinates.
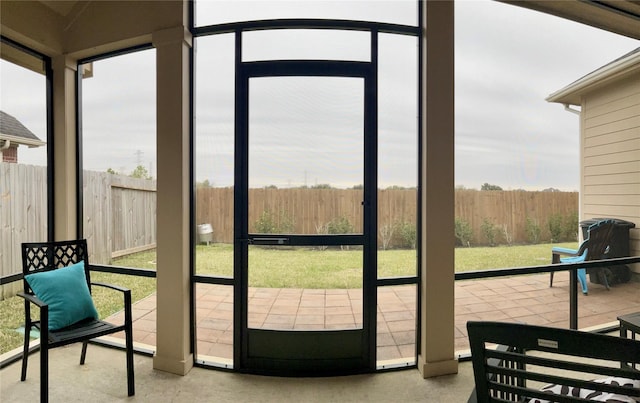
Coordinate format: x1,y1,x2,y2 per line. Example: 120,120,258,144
1,344,476,402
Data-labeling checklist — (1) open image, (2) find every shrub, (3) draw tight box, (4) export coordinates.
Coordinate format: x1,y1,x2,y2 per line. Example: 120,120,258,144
525,216,541,244
327,216,354,234
254,210,276,233
481,218,498,246
394,221,416,249
547,213,564,243
454,217,473,247
501,224,513,246
563,211,579,242
254,209,295,234
379,224,395,250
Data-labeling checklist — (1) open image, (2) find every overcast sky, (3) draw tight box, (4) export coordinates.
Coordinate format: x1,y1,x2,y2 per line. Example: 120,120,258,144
1,0,638,191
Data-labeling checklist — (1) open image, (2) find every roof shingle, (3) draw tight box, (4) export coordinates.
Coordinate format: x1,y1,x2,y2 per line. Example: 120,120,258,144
0,110,42,142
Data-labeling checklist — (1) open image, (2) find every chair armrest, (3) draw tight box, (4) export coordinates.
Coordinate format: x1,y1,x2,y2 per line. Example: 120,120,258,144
551,246,579,257
17,291,47,308
91,282,133,321
91,281,131,294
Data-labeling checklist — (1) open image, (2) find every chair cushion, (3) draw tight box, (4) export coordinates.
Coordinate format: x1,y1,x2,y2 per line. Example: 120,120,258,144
25,261,99,331
530,377,640,403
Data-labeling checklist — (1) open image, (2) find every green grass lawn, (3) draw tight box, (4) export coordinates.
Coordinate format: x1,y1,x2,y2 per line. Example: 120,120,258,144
0,242,575,354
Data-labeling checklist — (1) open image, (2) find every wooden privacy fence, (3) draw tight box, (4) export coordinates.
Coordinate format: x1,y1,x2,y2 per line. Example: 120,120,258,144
82,170,157,265
454,189,578,245
1,164,157,299
1,163,48,298
2,162,578,298
196,187,578,245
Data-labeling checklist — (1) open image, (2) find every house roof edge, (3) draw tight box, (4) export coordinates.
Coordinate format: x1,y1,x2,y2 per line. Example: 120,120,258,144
546,47,640,105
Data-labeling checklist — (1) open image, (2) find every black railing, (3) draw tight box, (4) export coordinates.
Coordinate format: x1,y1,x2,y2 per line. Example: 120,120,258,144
3,256,640,332
455,256,640,329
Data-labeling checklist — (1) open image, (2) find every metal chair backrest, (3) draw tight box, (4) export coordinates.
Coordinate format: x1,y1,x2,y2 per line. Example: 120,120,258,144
21,239,91,294
467,321,640,403
584,220,614,261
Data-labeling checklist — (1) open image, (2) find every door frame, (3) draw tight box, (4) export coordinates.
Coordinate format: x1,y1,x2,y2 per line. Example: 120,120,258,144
233,59,378,375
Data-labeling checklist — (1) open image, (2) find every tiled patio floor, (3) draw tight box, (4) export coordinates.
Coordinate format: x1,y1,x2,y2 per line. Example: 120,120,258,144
106,271,640,364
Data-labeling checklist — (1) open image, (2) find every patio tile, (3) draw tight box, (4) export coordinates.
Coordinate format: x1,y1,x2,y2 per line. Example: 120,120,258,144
347,289,362,300
140,332,156,345
299,297,324,307
206,342,233,359
199,318,232,331
386,319,415,332
293,324,326,330
465,302,499,314
325,289,349,295
377,320,390,333
134,318,157,332
206,309,234,320
325,296,351,307
524,303,560,314
279,288,304,296
268,305,298,315
264,314,296,327
325,306,353,315
218,331,234,344
376,345,401,360
133,329,151,341
248,313,267,327
272,298,301,307
398,344,416,358
197,328,225,342
488,299,519,310
455,296,485,306
248,301,273,313
377,332,395,347
294,315,324,325
503,306,536,319
474,310,510,321
199,293,228,303
325,323,359,330
103,273,638,367
378,303,410,313
539,310,570,323
254,289,280,298
470,289,500,297
391,330,415,345
302,288,325,295
216,302,234,311
325,314,355,325
297,307,325,316
382,310,414,321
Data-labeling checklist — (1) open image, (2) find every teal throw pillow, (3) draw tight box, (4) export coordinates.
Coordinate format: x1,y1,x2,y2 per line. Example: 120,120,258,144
25,261,99,331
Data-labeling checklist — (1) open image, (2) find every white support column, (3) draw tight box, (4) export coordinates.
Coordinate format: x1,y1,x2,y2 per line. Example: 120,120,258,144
152,25,194,376
51,55,78,240
418,0,458,378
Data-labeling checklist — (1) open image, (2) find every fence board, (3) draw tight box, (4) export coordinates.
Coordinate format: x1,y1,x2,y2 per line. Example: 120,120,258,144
1,163,47,299
2,165,157,299
3,162,579,300
195,188,577,246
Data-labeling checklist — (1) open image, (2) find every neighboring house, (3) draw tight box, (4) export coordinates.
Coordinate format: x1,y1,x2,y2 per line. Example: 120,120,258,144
0,110,45,163
547,48,640,277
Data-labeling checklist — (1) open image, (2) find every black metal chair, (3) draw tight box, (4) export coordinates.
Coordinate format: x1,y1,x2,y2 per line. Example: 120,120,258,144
18,239,134,402
467,321,640,403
